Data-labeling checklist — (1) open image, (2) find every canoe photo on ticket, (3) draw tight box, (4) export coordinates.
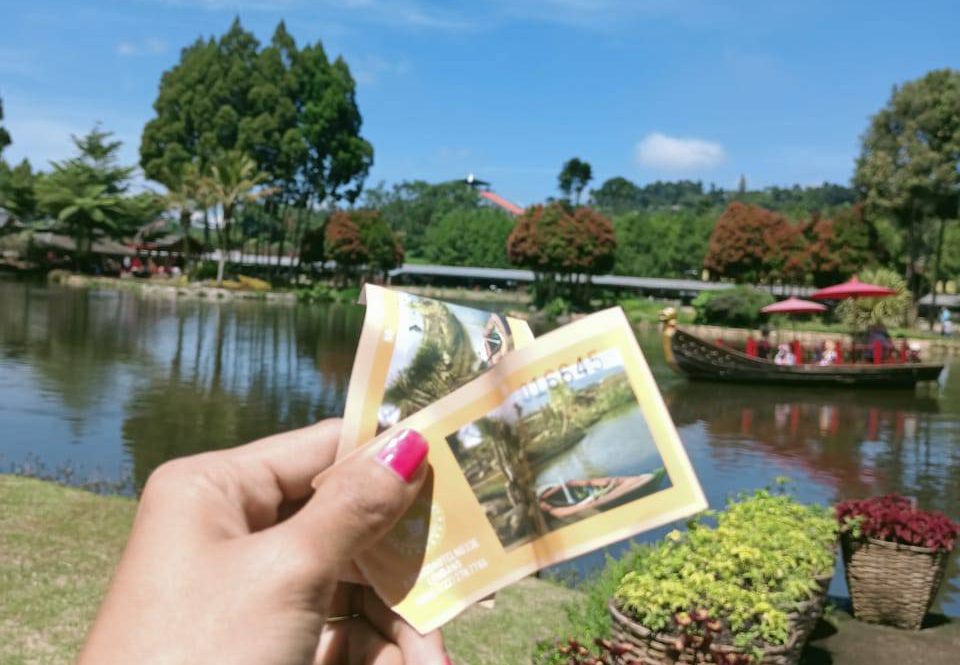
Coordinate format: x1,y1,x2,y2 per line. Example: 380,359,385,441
445,347,669,550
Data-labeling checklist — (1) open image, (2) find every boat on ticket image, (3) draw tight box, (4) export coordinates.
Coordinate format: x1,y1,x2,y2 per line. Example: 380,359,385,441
659,308,944,388
538,469,667,522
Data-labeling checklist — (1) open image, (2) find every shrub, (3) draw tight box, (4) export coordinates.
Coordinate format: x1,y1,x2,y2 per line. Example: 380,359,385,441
836,494,959,552
692,286,775,328
534,489,837,663
614,491,836,653
835,267,910,329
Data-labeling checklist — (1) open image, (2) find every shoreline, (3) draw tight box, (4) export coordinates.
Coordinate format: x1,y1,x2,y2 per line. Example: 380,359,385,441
18,273,960,356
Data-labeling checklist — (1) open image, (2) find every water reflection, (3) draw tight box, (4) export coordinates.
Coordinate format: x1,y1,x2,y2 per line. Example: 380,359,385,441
0,282,362,488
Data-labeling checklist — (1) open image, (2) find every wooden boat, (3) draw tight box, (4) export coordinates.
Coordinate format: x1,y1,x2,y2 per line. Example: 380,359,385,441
660,309,944,388
538,469,666,521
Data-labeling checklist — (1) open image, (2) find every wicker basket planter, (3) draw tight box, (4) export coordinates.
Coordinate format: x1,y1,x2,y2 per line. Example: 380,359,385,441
841,533,951,630
609,600,805,665
608,570,832,665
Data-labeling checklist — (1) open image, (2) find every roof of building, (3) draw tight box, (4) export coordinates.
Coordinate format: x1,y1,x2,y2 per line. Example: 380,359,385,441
480,191,524,216
918,293,960,307
33,232,135,257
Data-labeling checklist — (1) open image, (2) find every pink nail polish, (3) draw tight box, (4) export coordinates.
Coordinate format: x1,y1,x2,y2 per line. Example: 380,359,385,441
444,656,453,665
376,429,428,483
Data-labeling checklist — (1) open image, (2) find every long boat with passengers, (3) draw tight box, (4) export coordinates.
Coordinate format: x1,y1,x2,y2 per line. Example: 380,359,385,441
659,308,944,388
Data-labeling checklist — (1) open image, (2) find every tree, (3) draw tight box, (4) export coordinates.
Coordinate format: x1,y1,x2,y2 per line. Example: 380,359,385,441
507,202,615,306
299,223,326,265
354,210,404,279
558,158,593,205
614,209,714,278
703,202,799,284
364,180,481,257
323,209,402,283
0,159,37,220
591,176,643,215
140,18,374,269
836,267,911,329
324,210,366,282
36,127,140,265
854,69,960,307
0,97,10,157
800,205,882,286
202,150,272,284
421,208,515,268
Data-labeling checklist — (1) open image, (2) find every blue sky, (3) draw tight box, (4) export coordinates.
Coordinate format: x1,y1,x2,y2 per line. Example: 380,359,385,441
1,0,958,205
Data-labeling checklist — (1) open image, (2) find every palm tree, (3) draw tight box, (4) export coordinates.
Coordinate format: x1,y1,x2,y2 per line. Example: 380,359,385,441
202,150,273,285
162,161,203,265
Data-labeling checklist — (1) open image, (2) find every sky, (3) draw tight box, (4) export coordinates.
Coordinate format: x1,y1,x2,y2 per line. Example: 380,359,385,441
1,0,958,206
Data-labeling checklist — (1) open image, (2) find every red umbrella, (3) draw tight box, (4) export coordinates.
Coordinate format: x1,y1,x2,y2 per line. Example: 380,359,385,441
810,276,897,300
760,297,828,315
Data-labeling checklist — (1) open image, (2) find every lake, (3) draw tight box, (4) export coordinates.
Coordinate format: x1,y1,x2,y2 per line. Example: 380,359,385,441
1,280,957,615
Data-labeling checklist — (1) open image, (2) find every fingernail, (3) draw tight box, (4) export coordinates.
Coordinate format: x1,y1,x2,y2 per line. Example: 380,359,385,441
444,656,454,665
375,429,428,483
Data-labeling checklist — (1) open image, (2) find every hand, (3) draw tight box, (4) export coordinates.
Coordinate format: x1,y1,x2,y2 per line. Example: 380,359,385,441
79,420,450,665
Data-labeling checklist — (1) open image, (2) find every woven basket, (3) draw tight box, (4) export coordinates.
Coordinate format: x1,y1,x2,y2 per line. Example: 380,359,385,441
607,561,834,665
609,600,808,665
841,533,951,630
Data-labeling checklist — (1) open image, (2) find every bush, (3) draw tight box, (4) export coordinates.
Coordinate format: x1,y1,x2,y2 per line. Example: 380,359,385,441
837,494,959,551
295,283,360,304
614,490,836,653
835,267,910,329
534,488,836,663
692,286,774,328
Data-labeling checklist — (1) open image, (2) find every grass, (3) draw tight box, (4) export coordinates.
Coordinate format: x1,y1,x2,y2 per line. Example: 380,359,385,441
0,476,135,665
0,475,575,665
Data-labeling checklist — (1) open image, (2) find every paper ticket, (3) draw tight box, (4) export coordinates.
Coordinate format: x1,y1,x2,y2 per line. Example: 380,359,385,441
333,306,706,634
337,285,535,459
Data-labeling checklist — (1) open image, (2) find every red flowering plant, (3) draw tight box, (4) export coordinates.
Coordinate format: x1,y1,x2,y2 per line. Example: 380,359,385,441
836,495,960,552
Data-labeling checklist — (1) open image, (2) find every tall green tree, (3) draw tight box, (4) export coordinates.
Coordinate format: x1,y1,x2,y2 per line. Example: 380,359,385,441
36,127,141,264
0,97,11,159
854,69,960,306
558,157,593,205
364,180,481,256
0,159,37,220
202,150,272,284
421,207,514,268
140,18,373,267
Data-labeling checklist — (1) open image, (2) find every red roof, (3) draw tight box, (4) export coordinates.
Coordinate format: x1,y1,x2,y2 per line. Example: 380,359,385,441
480,191,523,216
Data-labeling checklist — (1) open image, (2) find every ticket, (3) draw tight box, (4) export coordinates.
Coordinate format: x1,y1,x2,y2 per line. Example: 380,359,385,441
329,306,706,633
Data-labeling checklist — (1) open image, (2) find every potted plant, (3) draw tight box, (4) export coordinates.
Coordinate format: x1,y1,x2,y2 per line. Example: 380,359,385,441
608,490,837,664
837,494,959,630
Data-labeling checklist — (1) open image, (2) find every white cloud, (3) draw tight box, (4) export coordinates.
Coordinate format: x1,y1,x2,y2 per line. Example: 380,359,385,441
115,38,167,57
635,132,726,172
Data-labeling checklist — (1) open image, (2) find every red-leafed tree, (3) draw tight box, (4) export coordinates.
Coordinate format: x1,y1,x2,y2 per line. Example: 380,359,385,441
507,202,615,306
704,202,802,284
802,204,881,286
325,209,403,284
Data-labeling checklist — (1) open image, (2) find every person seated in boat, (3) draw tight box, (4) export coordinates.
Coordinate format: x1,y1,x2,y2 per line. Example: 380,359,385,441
774,343,796,366
819,340,838,366
756,327,771,359
865,324,894,362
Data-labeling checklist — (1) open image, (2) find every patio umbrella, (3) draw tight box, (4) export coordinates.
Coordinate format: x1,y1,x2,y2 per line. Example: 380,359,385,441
760,297,828,315
810,276,897,300
760,297,828,348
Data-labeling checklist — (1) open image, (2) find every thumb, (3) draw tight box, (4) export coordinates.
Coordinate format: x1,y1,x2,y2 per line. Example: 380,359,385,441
274,429,430,574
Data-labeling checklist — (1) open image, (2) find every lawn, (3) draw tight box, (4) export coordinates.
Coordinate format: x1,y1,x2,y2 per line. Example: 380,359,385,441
0,475,575,664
